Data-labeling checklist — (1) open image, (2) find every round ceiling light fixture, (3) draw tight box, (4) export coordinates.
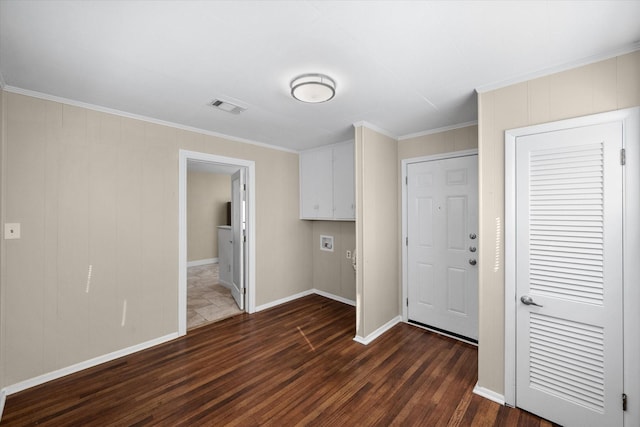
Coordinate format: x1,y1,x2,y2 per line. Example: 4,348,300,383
290,73,336,103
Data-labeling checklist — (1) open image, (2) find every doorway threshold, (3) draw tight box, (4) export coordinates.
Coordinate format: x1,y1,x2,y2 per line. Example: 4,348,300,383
408,320,478,346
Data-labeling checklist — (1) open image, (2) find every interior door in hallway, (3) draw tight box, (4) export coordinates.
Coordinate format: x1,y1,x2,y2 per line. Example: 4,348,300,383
407,155,478,341
514,122,623,426
231,169,245,310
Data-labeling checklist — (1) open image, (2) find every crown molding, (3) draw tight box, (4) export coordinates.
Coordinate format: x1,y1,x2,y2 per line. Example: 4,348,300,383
2,86,299,154
352,121,397,140
398,120,478,141
475,42,640,94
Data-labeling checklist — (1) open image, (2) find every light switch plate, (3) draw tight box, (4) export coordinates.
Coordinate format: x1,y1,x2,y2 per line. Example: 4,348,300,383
5,223,20,239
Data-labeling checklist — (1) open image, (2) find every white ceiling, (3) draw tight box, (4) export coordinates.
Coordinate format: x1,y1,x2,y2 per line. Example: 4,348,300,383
1,1,639,152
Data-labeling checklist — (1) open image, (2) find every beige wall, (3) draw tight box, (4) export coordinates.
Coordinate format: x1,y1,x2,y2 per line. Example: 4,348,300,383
0,91,313,387
312,221,356,301
187,172,230,262
398,125,478,160
355,125,399,338
477,50,640,395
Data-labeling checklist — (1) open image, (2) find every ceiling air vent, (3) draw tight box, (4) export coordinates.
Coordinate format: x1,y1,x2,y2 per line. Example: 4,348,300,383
209,98,247,115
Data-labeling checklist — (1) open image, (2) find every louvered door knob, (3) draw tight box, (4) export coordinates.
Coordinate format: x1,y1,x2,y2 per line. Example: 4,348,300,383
520,295,543,307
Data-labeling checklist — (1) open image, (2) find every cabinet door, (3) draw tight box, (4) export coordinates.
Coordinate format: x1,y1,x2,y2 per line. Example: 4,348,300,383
332,142,355,220
300,148,333,219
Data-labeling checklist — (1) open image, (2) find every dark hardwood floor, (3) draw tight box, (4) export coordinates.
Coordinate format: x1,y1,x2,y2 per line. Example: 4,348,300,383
2,295,556,426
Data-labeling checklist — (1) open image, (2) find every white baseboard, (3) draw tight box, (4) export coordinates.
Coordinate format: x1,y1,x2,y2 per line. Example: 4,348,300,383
187,258,217,267
472,383,505,405
312,289,356,306
255,289,315,312
0,389,6,422
255,289,356,312
353,315,402,345
3,332,179,396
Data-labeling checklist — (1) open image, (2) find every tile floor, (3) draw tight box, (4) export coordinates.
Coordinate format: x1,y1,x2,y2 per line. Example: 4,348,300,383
187,263,243,330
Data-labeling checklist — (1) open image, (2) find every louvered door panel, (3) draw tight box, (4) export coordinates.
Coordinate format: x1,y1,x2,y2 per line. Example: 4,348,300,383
515,122,623,427
528,143,604,305
530,313,605,412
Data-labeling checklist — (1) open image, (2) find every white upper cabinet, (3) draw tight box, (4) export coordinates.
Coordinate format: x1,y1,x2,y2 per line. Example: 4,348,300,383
300,147,334,219
300,141,355,220
332,142,355,220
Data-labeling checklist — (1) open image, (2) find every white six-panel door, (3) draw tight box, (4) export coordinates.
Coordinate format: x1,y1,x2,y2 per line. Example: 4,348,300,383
514,122,623,426
407,155,478,340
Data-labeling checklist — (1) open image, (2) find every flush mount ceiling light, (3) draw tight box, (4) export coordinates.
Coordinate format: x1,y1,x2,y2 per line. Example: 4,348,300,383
290,73,336,103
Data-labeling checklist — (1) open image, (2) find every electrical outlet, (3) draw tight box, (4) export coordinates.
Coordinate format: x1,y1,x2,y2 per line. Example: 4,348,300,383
346,250,352,259
4,223,20,240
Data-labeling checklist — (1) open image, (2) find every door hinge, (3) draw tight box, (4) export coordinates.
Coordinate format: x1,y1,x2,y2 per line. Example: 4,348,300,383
405,176,408,185
405,237,408,246
406,298,409,307
621,148,626,165
242,287,247,295
623,393,627,411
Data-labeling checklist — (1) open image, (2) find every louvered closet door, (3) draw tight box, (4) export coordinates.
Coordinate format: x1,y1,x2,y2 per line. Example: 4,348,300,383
515,122,623,427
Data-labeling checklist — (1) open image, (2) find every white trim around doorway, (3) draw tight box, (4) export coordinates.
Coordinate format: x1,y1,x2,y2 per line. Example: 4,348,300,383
504,107,639,427
178,150,256,336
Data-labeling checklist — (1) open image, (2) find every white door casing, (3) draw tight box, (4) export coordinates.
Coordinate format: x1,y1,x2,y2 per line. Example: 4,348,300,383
406,153,479,341
515,123,623,426
505,107,640,427
178,150,256,336
231,169,245,310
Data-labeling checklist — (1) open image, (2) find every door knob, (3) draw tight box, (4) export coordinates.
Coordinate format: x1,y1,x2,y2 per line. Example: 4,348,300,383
469,259,477,266
469,233,477,239
469,246,477,252
520,295,543,307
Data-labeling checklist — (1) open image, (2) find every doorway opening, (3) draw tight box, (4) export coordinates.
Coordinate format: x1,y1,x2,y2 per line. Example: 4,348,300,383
178,150,256,336
401,149,479,343
185,165,239,329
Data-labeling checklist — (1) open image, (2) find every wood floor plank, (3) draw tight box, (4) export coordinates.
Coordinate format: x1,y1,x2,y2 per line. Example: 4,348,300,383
2,295,558,426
